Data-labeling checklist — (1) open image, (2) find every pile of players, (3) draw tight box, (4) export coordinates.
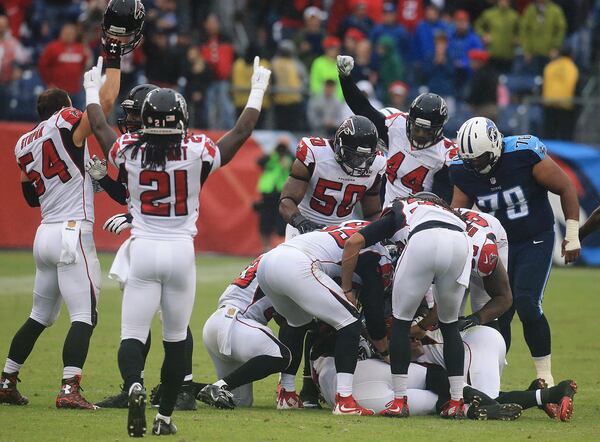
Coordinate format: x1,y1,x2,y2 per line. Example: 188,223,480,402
3,0,600,437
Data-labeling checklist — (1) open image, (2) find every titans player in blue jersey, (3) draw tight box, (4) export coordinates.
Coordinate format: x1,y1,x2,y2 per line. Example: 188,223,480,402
449,117,581,391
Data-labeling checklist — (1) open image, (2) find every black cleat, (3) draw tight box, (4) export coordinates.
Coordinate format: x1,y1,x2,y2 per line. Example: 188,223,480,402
299,378,322,409
152,416,177,435
175,384,197,411
464,385,522,421
197,384,235,409
0,372,28,405
96,389,128,408
553,379,577,422
127,384,147,438
528,378,559,419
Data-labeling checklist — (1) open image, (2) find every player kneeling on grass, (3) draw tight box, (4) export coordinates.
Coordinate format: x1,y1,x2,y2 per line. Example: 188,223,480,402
85,54,270,434
197,256,291,409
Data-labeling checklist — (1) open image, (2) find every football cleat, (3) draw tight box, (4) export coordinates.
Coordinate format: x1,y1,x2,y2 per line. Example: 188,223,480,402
0,372,28,405
197,384,235,410
299,378,322,409
440,398,466,419
56,376,97,410
464,386,522,421
379,396,409,418
95,389,128,408
332,393,375,416
127,383,147,438
152,416,177,436
528,378,559,419
554,379,577,422
277,388,303,410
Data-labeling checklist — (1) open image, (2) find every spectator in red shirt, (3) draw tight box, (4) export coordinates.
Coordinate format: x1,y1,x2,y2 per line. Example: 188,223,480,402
38,22,89,109
0,14,26,118
396,0,425,33
200,13,235,129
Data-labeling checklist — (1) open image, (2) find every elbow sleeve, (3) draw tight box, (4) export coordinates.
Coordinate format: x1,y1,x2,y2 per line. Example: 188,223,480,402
21,182,40,207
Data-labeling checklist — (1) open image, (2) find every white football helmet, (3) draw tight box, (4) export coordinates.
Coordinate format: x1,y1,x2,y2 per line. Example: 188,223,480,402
456,117,503,174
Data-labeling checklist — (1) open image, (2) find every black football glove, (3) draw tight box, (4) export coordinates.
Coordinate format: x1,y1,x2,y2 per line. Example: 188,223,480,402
290,213,325,234
103,37,123,69
457,314,481,332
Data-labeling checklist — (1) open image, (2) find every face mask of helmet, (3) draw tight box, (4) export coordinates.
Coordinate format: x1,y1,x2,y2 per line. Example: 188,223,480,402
117,101,140,134
336,145,376,177
462,151,498,175
102,0,145,54
407,118,443,150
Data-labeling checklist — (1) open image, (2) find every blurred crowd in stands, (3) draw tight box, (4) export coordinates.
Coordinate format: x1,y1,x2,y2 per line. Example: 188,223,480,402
1,0,600,142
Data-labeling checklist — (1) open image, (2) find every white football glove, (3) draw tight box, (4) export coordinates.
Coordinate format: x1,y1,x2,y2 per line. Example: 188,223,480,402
337,55,354,77
84,56,104,106
103,213,133,235
85,155,107,180
250,56,271,92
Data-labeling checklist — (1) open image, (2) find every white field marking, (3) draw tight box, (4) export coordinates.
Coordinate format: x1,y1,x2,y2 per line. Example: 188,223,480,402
0,260,246,295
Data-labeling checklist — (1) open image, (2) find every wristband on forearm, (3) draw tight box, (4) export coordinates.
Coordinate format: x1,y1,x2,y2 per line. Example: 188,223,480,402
86,89,100,107
246,88,265,111
565,219,580,250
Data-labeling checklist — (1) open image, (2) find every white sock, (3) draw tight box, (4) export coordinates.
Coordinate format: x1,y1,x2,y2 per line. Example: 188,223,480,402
280,373,296,392
533,355,554,386
184,374,193,382
535,389,543,406
392,374,408,398
448,376,465,401
156,412,171,424
140,370,144,380
214,379,227,388
62,366,82,380
3,358,22,374
129,382,143,396
336,373,353,397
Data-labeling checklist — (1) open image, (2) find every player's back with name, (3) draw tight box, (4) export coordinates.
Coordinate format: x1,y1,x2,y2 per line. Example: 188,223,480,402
14,107,93,223
449,135,554,243
109,131,221,240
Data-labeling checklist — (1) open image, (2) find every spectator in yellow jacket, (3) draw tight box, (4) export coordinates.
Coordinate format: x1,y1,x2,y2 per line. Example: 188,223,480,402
474,0,519,73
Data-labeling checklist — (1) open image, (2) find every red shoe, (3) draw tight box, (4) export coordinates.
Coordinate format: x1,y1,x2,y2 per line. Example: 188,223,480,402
0,372,28,405
56,375,97,410
332,394,374,416
440,399,466,419
277,388,303,409
555,380,577,422
528,378,558,419
379,396,409,417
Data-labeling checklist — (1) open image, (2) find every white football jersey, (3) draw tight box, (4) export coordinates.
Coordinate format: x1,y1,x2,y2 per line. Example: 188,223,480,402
15,107,94,223
383,111,458,206
284,220,393,287
109,132,220,240
384,198,466,246
296,137,386,225
459,208,508,277
217,255,275,326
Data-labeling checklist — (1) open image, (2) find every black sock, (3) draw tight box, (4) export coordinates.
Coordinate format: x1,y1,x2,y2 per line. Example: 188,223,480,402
119,339,146,392
143,331,152,362
426,366,451,412
223,354,290,390
439,321,464,377
184,327,193,382
389,318,411,374
496,390,538,409
522,314,551,357
62,321,93,373
159,340,186,417
302,327,317,379
7,318,46,365
499,306,515,352
278,323,307,376
334,321,361,374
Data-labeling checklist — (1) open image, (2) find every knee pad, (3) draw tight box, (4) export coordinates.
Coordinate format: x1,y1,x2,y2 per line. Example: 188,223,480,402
514,295,542,323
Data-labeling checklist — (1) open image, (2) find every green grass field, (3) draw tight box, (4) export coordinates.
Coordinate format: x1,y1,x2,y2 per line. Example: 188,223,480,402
1,250,599,441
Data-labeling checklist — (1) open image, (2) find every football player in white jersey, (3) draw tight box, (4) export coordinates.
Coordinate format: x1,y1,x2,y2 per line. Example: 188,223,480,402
257,221,392,416
279,115,386,239
341,197,472,418
84,57,270,435
198,255,291,409
0,39,123,410
337,55,457,204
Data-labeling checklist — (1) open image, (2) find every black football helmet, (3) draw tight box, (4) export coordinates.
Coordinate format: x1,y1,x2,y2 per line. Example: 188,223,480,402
406,93,448,149
141,88,189,135
102,0,145,54
334,115,378,177
118,84,159,134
